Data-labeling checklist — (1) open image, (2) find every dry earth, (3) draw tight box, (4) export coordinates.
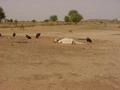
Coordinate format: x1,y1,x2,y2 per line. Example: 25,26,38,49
0,25,120,90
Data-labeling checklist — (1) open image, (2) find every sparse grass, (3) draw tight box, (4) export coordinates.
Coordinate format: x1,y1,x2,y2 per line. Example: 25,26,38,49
0,21,120,31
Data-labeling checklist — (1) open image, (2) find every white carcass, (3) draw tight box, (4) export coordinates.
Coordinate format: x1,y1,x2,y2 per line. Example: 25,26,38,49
56,38,74,44
54,37,85,45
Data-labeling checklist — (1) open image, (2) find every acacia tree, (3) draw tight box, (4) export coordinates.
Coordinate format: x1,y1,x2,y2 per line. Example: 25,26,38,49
50,15,58,22
0,7,6,22
68,10,83,24
64,16,70,22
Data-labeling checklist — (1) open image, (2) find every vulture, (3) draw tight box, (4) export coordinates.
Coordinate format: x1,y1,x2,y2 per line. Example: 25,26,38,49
0,33,2,37
26,34,32,39
12,32,16,37
86,37,92,43
36,33,41,39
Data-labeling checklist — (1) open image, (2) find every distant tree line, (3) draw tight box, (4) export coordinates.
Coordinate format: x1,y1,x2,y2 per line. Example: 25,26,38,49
45,10,83,24
0,6,84,24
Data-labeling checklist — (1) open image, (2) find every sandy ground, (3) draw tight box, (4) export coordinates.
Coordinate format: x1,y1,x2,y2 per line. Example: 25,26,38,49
0,26,120,90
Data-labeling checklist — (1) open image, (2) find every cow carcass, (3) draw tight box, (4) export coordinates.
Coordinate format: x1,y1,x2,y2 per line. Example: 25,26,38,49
54,38,85,45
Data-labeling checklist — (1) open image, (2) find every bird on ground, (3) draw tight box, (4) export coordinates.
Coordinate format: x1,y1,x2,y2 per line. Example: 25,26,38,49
86,37,92,43
12,32,16,37
26,34,32,39
36,33,41,39
0,33,2,37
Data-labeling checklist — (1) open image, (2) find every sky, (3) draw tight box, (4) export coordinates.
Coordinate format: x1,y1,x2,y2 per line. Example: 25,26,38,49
0,0,120,20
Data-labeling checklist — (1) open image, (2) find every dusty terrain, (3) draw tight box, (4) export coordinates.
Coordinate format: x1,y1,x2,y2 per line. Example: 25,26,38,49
0,25,120,90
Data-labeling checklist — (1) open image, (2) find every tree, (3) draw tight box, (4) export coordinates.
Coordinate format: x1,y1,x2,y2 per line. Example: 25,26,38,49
32,19,36,23
68,10,78,16
44,19,49,22
50,15,58,22
0,7,6,22
9,18,13,23
68,10,83,24
64,16,70,22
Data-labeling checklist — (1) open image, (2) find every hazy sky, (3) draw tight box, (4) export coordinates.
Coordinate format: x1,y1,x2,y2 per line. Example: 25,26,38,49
0,0,120,20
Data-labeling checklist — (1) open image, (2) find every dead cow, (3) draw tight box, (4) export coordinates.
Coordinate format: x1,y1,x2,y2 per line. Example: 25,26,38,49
36,33,41,39
57,38,74,44
26,35,32,39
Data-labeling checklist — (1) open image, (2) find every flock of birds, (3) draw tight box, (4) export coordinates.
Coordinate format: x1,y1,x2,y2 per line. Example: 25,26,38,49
0,32,41,39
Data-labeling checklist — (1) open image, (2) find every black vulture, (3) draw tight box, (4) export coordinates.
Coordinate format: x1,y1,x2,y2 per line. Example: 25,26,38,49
36,33,41,39
86,37,92,43
0,33,2,37
26,35,32,39
12,32,16,37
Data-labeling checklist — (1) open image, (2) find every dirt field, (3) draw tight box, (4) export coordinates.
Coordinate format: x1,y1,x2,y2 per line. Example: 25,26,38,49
0,25,120,90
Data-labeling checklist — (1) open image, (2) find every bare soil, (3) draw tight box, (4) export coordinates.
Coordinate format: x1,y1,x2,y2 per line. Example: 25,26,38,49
0,26,120,90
